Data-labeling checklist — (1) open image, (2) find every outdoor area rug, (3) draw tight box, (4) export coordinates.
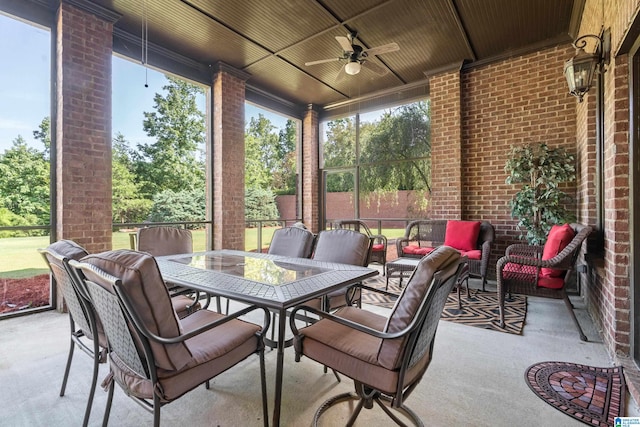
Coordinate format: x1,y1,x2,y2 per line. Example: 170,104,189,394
361,275,527,335
525,361,625,427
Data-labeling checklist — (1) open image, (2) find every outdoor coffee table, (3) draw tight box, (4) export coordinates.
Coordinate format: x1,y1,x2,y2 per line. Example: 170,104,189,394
385,257,420,289
386,256,470,308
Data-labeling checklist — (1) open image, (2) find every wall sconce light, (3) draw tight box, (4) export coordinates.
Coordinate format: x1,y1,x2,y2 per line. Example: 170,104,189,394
564,29,610,102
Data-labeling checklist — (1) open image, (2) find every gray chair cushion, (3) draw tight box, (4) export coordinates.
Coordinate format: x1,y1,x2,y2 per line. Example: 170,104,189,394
80,250,191,371
312,229,370,266
137,227,193,257
378,246,460,369
268,227,315,258
48,239,89,261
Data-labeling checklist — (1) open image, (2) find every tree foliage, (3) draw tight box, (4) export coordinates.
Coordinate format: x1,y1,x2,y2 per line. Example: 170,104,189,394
112,133,152,223
148,189,205,228
134,76,206,196
245,187,280,225
505,143,576,244
0,136,49,225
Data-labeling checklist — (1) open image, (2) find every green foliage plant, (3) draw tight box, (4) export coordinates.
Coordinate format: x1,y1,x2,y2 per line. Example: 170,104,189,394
505,143,576,245
245,187,280,226
148,189,205,229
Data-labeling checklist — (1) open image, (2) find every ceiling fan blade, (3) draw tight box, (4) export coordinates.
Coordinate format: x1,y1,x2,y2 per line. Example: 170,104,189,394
305,58,341,66
361,60,388,75
335,64,347,83
335,36,353,53
363,42,399,57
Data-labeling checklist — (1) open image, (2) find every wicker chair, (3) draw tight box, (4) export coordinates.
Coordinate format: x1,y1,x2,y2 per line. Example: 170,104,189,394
38,240,107,427
335,219,388,271
290,246,464,426
71,250,270,427
396,219,494,291
496,223,592,341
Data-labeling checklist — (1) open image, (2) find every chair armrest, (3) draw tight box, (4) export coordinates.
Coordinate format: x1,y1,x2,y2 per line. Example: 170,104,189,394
396,237,410,254
116,286,271,344
290,303,418,340
505,244,543,258
370,234,387,247
358,284,400,300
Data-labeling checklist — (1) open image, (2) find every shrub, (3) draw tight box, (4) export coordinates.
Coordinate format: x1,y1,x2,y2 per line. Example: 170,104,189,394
148,189,205,229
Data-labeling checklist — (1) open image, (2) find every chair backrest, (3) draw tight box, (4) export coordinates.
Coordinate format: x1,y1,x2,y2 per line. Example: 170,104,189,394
557,223,593,273
312,228,371,266
39,240,92,335
136,226,193,256
268,226,315,258
379,246,461,370
478,221,495,247
75,250,191,372
404,220,448,246
335,219,373,237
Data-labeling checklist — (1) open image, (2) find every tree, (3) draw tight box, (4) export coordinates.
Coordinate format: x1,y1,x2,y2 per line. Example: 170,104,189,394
359,101,431,193
112,133,152,223
245,187,279,225
505,143,576,244
272,119,297,194
134,76,206,196
0,136,50,225
148,189,206,228
32,116,51,159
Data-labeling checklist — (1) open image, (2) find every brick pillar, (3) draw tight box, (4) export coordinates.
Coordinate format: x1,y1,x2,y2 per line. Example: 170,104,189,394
429,70,463,219
212,63,250,250
301,106,320,233
55,1,118,310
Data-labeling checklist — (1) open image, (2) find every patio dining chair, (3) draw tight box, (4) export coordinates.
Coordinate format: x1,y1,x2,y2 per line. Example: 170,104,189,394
70,250,270,427
38,240,107,427
311,228,372,311
290,246,463,426
268,225,315,258
134,226,212,315
335,219,388,271
496,223,592,341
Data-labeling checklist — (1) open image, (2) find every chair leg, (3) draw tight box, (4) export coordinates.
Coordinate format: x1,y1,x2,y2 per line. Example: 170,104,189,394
81,343,101,427
102,377,114,427
60,332,75,397
259,348,269,427
153,394,161,427
562,292,588,341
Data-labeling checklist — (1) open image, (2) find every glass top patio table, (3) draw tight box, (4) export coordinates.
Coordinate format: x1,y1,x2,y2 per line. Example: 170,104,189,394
155,249,378,427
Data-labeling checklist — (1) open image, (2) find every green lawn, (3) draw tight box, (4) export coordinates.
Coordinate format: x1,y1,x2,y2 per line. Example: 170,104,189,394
0,226,406,278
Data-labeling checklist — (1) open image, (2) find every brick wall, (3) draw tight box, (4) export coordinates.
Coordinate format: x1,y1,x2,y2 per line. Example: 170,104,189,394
212,65,247,250
302,107,320,233
456,45,577,277
56,3,113,254
430,71,462,219
54,2,115,309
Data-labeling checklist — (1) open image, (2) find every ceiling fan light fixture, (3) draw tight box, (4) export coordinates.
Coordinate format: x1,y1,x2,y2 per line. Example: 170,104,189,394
345,61,361,75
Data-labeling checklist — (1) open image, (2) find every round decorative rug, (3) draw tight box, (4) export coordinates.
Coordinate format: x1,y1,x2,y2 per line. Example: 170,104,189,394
525,361,625,427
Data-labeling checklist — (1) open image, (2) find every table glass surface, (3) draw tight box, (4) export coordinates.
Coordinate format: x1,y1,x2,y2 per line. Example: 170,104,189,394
171,253,329,286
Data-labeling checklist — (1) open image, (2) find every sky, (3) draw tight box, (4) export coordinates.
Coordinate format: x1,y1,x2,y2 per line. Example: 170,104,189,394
0,12,289,154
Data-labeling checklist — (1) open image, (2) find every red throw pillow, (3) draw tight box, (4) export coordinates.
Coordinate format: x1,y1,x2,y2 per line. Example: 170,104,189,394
540,224,575,277
444,220,481,251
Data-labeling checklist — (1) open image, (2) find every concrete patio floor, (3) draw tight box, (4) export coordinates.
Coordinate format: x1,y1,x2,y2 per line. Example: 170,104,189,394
1,277,638,426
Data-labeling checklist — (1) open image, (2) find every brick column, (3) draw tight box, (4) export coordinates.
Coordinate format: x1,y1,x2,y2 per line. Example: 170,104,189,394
301,106,320,233
429,70,463,219
212,63,250,250
55,1,118,309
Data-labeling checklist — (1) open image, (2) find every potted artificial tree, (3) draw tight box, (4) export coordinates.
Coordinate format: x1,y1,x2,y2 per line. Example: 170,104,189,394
505,143,576,245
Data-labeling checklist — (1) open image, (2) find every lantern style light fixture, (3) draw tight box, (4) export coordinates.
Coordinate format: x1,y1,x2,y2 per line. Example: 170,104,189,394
563,30,610,102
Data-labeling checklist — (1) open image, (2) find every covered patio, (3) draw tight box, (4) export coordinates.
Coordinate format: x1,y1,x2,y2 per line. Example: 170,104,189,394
3,0,640,424
2,276,635,426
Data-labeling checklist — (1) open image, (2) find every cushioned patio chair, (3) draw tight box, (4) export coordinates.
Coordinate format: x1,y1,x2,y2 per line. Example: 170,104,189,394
70,250,270,427
38,240,107,427
335,219,388,272
135,226,210,315
311,228,372,311
290,246,463,426
496,223,592,341
268,226,315,258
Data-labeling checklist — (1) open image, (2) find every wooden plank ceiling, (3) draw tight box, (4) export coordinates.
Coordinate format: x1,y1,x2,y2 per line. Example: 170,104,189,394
85,0,579,110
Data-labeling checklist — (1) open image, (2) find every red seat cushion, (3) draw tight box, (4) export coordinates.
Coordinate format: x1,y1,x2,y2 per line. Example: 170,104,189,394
444,220,481,251
402,245,435,256
372,244,385,252
541,224,575,277
459,249,481,260
537,276,565,289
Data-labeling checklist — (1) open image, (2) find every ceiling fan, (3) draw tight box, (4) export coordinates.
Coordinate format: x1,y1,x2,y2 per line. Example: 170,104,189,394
305,32,399,82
